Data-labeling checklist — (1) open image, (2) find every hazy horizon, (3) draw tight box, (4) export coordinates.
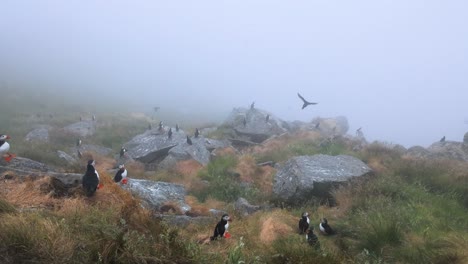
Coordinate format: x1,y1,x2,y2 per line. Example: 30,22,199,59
1,1,467,147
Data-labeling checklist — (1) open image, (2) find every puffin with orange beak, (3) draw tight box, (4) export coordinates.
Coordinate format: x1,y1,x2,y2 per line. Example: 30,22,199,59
0,134,15,162
210,214,232,240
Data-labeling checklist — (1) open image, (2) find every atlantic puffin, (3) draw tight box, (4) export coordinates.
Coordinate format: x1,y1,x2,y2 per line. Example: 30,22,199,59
92,114,96,121
210,214,232,241
120,146,127,158
0,134,15,162
265,114,270,123
175,124,179,132
298,212,310,234
306,228,320,249
82,160,100,197
319,218,335,235
76,138,82,147
186,136,192,145
297,93,318,109
243,117,247,127
250,101,255,109
194,128,199,138
158,121,163,131
114,164,128,184
168,128,173,139
440,136,446,142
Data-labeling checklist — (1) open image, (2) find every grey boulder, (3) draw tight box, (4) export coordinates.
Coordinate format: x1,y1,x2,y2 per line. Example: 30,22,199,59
124,179,191,213
273,154,371,203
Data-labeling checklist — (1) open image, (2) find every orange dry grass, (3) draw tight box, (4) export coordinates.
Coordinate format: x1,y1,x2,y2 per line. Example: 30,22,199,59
213,147,237,157
251,131,320,155
236,155,275,195
2,177,61,209
236,155,258,183
167,160,204,190
259,216,294,244
185,195,210,216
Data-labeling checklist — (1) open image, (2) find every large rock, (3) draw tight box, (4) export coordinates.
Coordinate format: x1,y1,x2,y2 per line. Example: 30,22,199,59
123,129,180,163
75,144,113,156
235,197,262,216
406,140,468,162
312,116,349,136
63,121,96,137
25,126,51,142
0,156,50,173
426,141,468,161
124,179,191,213
273,155,371,203
57,150,77,164
125,128,229,169
223,107,288,143
0,156,82,186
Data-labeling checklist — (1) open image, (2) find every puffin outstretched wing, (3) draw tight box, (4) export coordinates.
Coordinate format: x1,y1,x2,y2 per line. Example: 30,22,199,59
297,93,318,109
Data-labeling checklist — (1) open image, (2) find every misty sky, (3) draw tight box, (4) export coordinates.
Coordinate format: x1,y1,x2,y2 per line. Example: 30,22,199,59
1,1,468,147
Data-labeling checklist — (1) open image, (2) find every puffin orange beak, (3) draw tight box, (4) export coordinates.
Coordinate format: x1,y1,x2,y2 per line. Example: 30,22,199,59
6,135,10,139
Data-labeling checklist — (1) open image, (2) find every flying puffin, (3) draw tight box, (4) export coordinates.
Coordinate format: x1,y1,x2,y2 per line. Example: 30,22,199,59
306,228,320,248
319,218,336,235
120,146,127,158
186,136,192,145
297,93,318,109
210,214,232,241
114,164,128,184
168,128,173,139
194,128,199,138
0,134,15,162
298,212,310,234
82,160,100,197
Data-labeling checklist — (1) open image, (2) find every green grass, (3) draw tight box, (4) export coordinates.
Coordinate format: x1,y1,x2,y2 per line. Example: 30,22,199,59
191,155,259,203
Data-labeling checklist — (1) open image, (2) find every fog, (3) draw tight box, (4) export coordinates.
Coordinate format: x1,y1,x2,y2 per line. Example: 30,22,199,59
1,1,467,147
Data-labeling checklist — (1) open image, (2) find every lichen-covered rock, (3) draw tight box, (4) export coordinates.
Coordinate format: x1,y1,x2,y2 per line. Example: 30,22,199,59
223,107,288,143
235,197,261,216
273,155,371,203
123,129,180,163
25,126,50,142
124,179,191,213
63,121,96,137
57,150,77,164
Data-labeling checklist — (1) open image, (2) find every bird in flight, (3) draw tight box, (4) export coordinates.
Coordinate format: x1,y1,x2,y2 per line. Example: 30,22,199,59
297,93,318,109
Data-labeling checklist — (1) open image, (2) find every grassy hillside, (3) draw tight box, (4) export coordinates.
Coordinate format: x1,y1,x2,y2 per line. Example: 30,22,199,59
1,95,467,263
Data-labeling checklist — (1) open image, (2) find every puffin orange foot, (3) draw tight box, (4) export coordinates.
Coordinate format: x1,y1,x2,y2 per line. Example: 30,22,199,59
4,154,16,162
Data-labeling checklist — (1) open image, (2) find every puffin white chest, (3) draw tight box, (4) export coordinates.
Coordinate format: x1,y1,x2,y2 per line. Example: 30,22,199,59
121,169,127,178
0,142,10,154
306,217,310,224
224,222,229,231
95,170,100,180
319,223,325,233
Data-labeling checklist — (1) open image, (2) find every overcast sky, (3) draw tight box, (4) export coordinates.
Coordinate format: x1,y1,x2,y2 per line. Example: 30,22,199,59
1,1,467,147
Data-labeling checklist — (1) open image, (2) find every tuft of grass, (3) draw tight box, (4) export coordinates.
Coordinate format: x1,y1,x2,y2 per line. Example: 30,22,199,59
0,198,16,214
